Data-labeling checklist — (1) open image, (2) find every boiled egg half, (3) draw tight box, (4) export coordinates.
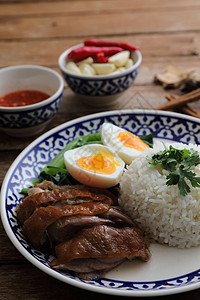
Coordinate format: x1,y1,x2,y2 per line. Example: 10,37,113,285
64,144,125,188
101,122,149,164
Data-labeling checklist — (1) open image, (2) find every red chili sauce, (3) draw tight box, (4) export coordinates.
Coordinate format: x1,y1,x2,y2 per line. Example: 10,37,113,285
0,90,50,107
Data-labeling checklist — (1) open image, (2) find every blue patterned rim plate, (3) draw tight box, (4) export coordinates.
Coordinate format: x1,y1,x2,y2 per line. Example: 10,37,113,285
1,109,200,297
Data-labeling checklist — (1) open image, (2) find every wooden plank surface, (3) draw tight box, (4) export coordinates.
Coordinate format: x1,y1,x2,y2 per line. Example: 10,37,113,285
1,0,200,299
1,0,200,17
1,33,200,68
1,9,200,40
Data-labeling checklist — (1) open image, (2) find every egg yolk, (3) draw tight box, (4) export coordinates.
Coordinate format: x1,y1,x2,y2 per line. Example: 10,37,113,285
76,152,120,174
118,131,149,151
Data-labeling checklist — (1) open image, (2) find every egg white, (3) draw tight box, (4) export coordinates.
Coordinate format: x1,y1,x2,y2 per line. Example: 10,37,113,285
64,144,125,188
101,122,148,164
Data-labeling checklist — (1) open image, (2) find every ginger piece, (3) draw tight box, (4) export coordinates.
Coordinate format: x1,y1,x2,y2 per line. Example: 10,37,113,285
154,66,197,88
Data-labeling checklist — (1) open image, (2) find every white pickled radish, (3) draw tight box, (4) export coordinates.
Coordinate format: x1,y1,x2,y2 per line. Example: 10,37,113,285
77,57,94,66
108,51,130,67
79,63,96,76
125,58,134,69
117,67,126,72
66,62,81,74
112,67,126,75
111,69,121,74
92,63,116,75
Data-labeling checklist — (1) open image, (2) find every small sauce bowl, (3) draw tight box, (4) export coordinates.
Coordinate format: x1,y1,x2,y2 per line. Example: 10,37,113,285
0,65,64,137
58,43,142,107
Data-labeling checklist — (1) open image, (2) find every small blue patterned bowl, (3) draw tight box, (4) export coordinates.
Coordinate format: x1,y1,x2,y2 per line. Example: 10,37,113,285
0,65,64,137
58,44,142,106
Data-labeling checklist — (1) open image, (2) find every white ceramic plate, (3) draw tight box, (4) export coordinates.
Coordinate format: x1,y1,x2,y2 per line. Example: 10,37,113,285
1,109,200,297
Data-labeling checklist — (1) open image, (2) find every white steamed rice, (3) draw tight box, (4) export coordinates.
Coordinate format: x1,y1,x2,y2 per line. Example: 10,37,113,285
119,141,200,248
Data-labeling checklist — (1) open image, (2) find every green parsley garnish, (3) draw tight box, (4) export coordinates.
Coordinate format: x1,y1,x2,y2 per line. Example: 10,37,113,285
147,145,200,196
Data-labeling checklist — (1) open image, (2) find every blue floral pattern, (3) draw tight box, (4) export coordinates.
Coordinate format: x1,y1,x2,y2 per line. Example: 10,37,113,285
0,94,62,129
62,70,138,96
2,110,200,296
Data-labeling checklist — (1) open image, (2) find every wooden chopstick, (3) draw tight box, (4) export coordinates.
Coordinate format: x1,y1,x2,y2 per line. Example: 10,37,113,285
155,88,200,111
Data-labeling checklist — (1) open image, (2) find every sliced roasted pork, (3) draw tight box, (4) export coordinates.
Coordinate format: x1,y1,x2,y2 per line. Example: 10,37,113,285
35,180,118,203
53,257,126,280
23,201,110,249
46,215,113,244
17,181,150,280
54,257,124,273
17,187,113,224
47,206,136,245
101,206,136,226
50,225,150,280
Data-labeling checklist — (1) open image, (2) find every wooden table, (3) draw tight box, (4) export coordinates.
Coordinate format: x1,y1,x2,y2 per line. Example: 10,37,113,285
1,1,200,299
